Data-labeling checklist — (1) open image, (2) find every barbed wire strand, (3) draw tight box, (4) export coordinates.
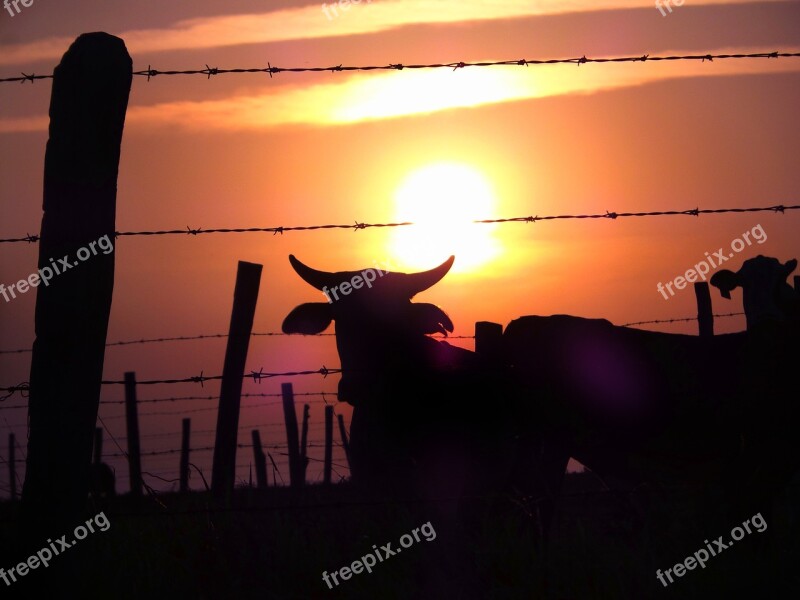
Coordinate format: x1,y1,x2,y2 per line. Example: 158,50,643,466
620,311,744,327
0,395,338,413
0,332,473,355
0,308,749,357
0,309,755,401
1,51,798,85
1,204,797,245
0,367,341,400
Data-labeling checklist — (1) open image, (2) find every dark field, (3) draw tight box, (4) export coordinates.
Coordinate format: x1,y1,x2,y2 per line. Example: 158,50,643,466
2,471,799,599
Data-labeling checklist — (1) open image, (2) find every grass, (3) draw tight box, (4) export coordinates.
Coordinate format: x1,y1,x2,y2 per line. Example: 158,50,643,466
0,473,798,598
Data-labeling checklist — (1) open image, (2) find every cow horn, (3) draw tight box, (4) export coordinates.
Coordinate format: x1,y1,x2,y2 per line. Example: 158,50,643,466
289,254,455,296
289,255,339,290
401,255,455,297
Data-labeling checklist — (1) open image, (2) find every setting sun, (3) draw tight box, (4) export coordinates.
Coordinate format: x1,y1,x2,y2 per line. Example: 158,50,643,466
388,163,501,273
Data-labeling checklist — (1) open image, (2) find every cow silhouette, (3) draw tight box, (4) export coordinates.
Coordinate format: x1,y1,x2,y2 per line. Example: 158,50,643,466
711,256,799,328
283,254,800,536
283,256,523,503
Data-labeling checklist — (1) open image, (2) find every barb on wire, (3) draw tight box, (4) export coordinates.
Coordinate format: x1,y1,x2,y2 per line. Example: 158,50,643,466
2,204,797,245
0,383,29,402
1,51,798,84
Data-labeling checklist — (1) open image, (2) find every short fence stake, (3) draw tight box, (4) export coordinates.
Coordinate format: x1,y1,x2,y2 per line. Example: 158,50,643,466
282,383,303,488
694,282,714,337
252,430,269,489
300,404,310,481
475,321,503,363
211,260,263,501
324,405,333,485
337,414,353,471
180,418,190,493
125,372,143,496
9,434,16,501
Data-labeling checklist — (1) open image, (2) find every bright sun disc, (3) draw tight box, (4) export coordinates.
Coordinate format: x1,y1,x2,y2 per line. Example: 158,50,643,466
389,163,499,273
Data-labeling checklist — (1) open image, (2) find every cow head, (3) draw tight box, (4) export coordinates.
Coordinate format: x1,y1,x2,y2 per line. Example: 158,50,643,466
710,256,798,327
282,255,456,405
710,257,796,299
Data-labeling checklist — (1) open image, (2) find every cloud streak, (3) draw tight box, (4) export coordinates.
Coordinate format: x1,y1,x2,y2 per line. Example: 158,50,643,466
0,0,789,67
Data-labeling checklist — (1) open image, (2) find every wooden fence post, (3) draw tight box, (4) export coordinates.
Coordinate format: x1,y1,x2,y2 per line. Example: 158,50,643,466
251,430,269,489
125,372,143,496
20,32,131,541
211,261,263,501
337,414,352,471
9,434,16,501
299,404,310,481
180,418,190,493
93,428,103,465
475,321,503,363
324,405,333,485
694,282,714,337
282,383,303,488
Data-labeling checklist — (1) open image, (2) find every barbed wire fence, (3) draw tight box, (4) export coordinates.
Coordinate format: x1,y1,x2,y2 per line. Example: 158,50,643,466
2,50,799,84
1,204,798,244
1,46,797,505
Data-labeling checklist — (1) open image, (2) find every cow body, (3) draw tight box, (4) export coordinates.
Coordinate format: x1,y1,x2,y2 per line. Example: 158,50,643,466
503,315,800,505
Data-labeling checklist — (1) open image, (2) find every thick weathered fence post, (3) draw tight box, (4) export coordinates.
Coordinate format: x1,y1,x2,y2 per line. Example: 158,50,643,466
9,434,16,501
20,33,131,541
324,405,333,485
282,383,303,488
125,372,143,496
337,414,352,472
251,430,269,489
694,282,714,337
299,403,310,481
211,261,263,501
180,418,190,493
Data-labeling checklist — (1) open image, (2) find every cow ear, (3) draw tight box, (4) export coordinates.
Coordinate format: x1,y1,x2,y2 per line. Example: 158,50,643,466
710,269,741,300
282,303,333,334
410,303,454,336
784,259,798,277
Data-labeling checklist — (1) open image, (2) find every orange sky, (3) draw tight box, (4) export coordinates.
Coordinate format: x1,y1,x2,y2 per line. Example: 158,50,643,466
1,0,799,493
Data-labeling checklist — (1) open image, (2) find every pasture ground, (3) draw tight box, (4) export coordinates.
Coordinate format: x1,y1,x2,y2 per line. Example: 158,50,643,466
1,471,798,599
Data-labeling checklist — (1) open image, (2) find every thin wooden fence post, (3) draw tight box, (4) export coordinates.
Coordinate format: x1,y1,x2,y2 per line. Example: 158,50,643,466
324,405,333,485
299,404,310,481
93,428,103,465
282,383,303,488
694,282,714,337
251,430,268,489
337,414,353,471
125,372,143,496
180,418,190,493
9,434,16,501
211,261,263,501
20,32,132,541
